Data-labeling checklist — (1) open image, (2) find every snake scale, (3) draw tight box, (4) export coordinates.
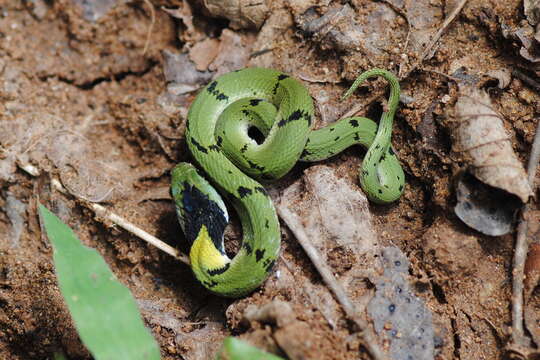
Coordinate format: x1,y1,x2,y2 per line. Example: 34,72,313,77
171,68,404,297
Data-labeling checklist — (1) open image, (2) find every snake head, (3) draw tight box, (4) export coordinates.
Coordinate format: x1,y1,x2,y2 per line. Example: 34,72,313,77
171,163,229,250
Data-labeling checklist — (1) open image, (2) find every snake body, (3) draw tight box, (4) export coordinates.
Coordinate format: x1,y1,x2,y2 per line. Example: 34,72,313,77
171,68,404,297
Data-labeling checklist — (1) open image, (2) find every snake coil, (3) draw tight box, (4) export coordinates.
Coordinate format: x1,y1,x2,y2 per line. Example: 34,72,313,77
171,68,404,297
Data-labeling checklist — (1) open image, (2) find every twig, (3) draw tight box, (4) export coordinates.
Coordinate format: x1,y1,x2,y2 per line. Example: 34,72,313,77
39,173,190,265
142,0,156,56
512,69,540,93
509,118,540,351
276,205,388,360
401,0,468,79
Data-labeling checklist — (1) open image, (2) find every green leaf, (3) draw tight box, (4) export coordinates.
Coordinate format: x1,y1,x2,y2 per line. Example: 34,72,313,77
39,204,161,360
217,337,285,360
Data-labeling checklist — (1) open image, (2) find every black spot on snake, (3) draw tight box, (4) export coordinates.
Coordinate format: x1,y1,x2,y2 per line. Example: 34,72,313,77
247,160,265,172
277,74,289,81
203,279,218,288
207,263,230,276
329,127,335,132
277,109,305,127
354,133,360,141
237,186,253,198
375,144,380,149
389,148,395,155
206,80,229,101
349,119,359,127
378,189,383,194
334,136,340,141
265,219,269,228
242,109,250,116
301,149,312,157
305,113,312,126
399,185,403,191
190,137,208,154
207,81,217,93
216,136,223,146
240,144,248,153
249,99,263,106
272,81,280,95
265,260,275,273
255,249,265,262
243,242,253,255
254,186,268,196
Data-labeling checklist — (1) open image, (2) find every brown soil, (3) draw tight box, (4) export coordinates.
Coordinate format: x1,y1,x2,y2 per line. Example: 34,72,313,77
1,0,539,359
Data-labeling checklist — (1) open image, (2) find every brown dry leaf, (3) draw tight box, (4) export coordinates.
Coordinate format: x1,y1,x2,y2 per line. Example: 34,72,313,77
162,1,207,44
162,50,213,95
197,0,269,29
209,29,253,76
189,38,220,71
453,85,532,202
248,8,293,69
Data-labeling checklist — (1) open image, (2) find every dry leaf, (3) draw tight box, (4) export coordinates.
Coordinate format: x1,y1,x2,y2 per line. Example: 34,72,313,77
485,69,512,89
189,38,220,71
524,0,540,25
248,8,293,68
453,85,532,202
209,29,252,76
197,0,269,29
162,50,213,95
162,1,207,44
454,173,521,236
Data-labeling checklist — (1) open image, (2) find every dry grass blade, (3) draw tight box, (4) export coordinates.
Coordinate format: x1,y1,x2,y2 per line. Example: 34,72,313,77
509,117,540,353
277,205,388,360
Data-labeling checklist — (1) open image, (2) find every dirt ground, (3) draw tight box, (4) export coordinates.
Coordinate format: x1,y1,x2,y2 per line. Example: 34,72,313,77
1,0,539,359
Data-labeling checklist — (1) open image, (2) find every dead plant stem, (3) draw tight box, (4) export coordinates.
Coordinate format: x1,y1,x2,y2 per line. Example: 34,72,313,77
277,205,388,360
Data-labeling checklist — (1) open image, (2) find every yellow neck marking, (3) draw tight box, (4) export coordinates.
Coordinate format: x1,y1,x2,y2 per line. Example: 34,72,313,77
190,225,228,272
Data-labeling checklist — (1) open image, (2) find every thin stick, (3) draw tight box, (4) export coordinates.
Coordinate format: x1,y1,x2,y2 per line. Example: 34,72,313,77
142,0,156,56
512,69,540,93
510,118,540,349
48,177,190,265
276,205,388,360
402,0,468,78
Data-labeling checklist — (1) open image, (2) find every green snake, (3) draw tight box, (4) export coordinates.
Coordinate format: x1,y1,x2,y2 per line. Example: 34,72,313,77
171,68,404,297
